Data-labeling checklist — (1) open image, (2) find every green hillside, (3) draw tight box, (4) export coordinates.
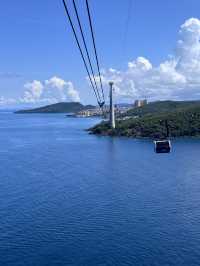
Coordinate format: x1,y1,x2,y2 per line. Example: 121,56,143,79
15,102,95,114
125,100,200,117
90,101,200,138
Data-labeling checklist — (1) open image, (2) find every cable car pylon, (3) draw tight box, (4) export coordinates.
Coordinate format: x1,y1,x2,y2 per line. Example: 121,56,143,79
109,82,115,129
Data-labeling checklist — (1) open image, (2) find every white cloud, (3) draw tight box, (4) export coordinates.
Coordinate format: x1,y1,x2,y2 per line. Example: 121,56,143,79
98,17,200,101
1,18,200,106
65,81,80,102
45,76,66,89
23,80,44,103
128,57,152,71
0,76,80,106
21,76,80,104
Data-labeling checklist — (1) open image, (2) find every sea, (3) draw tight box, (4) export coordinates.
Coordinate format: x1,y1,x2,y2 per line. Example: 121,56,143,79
0,112,200,266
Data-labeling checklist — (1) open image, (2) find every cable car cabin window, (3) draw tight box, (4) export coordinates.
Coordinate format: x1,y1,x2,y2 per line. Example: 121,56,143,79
154,140,171,153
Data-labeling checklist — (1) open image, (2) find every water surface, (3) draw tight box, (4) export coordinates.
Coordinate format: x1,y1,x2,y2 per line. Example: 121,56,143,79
0,113,200,266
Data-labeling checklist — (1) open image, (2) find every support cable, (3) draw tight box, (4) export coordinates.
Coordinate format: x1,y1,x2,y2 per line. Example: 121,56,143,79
62,0,101,104
72,0,103,106
85,0,105,105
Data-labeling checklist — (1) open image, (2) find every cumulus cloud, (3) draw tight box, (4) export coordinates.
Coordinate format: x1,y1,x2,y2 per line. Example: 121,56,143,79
98,18,200,101
1,18,200,106
0,76,80,106
23,80,44,103
21,76,80,104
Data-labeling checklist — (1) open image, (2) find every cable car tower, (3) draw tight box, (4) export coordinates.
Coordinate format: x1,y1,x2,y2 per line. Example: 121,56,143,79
109,81,115,129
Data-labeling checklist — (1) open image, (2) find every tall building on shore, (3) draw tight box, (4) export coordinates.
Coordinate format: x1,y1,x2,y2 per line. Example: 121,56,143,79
134,99,148,108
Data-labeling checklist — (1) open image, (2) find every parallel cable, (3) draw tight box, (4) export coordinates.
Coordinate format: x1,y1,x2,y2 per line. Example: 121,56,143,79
85,0,105,105
62,0,101,104
72,0,103,105
123,0,133,50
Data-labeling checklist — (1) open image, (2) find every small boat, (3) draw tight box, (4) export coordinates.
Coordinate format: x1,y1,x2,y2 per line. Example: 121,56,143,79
154,140,171,153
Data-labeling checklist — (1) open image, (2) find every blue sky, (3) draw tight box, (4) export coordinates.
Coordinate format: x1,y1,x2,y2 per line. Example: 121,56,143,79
1,0,200,106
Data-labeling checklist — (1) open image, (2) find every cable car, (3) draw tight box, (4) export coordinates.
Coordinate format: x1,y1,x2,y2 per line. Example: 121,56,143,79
154,119,172,153
154,140,171,153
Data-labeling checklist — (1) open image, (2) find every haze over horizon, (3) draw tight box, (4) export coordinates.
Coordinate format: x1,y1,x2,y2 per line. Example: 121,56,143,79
1,0,200,107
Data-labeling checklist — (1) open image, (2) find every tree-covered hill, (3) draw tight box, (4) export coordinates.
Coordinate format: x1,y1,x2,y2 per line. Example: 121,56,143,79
15,102,95,114
125,100,200,117
90,101,200,139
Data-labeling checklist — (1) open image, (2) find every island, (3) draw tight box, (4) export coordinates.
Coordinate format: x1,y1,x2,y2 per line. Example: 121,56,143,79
89,100,200,138
15,102,95,114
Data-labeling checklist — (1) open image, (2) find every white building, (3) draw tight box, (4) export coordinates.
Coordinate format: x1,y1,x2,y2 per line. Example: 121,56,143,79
134,99,148,108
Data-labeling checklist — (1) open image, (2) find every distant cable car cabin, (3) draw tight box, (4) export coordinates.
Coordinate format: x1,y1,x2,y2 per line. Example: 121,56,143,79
154,120,171,153
154,140,171,153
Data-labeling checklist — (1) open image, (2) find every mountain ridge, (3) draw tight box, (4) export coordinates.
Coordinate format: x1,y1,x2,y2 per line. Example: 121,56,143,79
15,102,96,114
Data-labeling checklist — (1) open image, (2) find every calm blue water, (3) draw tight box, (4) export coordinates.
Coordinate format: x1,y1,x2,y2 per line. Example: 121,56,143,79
1,113,200,266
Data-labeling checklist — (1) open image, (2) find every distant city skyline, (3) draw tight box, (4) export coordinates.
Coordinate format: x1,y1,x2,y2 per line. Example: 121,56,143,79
1,0,200,107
